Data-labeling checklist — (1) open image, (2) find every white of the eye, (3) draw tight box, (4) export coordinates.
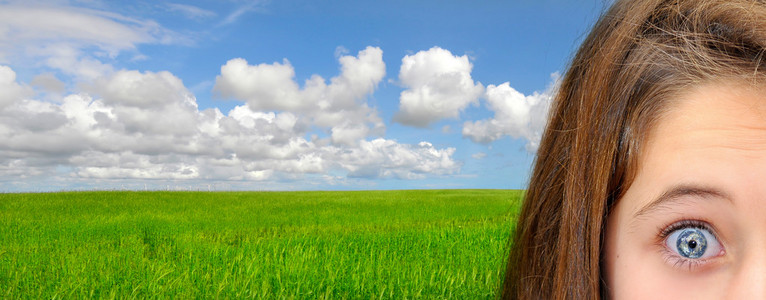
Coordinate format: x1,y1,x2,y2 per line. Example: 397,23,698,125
665,227,722,259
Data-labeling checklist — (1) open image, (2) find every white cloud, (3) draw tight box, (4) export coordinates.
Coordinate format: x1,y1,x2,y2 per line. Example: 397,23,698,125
213,58,302,111
0,5,155,52
471,152,487,159
218,0,267,27
166,3,216,20
34,43,116,80
334,139,459,179
394,47,484,127
0,65,33,109
334,46,349,58
462,72,560,152
0,60,460,189
91,70,196,109
214,46,386,146
0,3,188,80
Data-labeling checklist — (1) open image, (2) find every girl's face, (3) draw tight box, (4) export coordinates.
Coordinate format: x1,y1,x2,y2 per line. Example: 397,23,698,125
604,83,766,299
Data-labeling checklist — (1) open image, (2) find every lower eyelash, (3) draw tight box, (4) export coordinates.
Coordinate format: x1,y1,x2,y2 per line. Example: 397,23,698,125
661,248,709,271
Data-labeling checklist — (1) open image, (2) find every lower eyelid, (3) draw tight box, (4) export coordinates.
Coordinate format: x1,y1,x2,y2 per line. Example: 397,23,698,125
664,256,698,270
666,255,725,272
660,245,717,271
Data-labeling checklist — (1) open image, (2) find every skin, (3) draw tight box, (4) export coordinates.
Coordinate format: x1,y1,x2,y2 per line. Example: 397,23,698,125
604,82,766,299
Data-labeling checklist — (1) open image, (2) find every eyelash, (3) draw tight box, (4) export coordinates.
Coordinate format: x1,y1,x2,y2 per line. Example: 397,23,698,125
657,219,723,270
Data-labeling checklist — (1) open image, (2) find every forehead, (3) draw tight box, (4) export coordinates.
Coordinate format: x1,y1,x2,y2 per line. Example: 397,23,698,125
649,83,766,151
626,82,766,208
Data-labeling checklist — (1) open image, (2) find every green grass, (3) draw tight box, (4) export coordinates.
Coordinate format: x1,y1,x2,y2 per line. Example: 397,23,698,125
0,189,522,299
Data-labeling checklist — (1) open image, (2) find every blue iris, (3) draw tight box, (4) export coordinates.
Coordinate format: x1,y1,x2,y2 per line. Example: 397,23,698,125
675,228,708,259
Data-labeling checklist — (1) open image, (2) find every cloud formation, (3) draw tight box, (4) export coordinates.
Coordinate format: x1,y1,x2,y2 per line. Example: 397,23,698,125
0,48,460,189
166,3,216,20
462,72,560,151
391,46,556,152
394,47,483,127
0,66,33,109
218,0,267,27
30,73,66,94
0,3,187,80
214,46,386,146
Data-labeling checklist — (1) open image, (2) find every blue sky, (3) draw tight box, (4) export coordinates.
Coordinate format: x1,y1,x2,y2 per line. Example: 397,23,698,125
0,0,606,192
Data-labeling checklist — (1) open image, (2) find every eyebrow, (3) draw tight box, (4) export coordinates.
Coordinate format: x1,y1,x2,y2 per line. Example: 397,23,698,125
633,184,731,219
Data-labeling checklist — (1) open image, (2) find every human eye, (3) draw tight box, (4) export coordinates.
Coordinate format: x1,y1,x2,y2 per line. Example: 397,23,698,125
660,220,725,270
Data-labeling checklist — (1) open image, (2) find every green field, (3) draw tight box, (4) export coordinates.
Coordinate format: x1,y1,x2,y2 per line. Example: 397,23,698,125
0,189,521,299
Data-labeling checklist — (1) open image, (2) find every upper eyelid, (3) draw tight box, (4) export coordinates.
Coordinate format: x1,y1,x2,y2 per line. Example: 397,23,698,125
660,219,725,255
660,219,714,238
629,186,731,232
655,219,724,251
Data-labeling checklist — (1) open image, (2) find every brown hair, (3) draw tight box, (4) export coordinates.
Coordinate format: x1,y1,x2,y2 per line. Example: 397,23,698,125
503,0,766,298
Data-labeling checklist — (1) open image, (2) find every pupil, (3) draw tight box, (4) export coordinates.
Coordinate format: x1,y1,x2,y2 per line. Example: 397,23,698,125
688,240,697,249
